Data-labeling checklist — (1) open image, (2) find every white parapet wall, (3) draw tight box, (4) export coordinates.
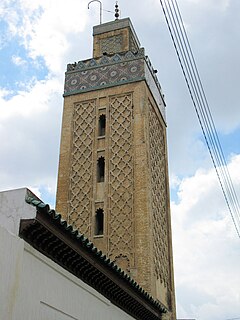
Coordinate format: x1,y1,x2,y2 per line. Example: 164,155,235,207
0,188,36,236
0,188,135,320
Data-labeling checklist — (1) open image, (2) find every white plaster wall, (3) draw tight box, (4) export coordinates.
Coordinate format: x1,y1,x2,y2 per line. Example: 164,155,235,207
0,188,36,236
0,225,135,320
0,225,24,319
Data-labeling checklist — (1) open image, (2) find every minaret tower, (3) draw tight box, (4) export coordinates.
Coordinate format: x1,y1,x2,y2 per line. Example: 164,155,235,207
56,6,176,319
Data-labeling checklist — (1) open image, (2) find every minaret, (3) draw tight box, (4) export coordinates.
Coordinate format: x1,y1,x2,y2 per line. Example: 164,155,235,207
56,8,176,319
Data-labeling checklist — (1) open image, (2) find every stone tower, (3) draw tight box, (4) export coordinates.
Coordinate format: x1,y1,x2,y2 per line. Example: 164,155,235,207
56,16,176,319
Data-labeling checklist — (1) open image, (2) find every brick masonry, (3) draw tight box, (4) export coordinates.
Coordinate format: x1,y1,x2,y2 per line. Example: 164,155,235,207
56,18,176,320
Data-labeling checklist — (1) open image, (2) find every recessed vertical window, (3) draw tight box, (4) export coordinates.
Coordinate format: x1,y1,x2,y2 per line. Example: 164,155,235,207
97,156,105,182
95,208,104,235
98,114,106,137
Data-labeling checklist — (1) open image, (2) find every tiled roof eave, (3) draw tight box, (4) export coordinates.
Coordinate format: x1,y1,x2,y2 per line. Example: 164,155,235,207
19,200,168,320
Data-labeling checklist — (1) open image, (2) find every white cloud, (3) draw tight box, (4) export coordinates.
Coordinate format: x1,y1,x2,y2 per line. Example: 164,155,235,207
170,173,181,189
0,88,13,99
0,77,62,120
18,0,89,74
172,154,240,319
0,75,62,205
0,0,92,210
11,55,27,66
185,0,230,11
0,0,89,74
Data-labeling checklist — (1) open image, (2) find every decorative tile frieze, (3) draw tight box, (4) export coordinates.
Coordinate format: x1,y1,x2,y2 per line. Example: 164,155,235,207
64,49,166,122
66,49,145,72
65,59,144,96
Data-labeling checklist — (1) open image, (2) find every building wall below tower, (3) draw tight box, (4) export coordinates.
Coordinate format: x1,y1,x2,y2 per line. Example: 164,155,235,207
0,224,135,320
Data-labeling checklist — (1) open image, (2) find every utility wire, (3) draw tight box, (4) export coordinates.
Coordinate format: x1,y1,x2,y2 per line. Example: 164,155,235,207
164,0,240,231
171,0,240,233
170,0,240,235
159,0,240,237
167,0,240,236
171,0,240,225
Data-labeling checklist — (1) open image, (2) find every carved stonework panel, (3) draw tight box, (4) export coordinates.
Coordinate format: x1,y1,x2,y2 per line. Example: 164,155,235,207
148,102,170,289
100,35,123,54
129,32,138,52
114,254,130,273
108,94,134,269
68,100,96,235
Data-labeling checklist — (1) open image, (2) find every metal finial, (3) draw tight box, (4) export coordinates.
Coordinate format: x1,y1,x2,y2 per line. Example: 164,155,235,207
88,0,102,24
115,2,119,20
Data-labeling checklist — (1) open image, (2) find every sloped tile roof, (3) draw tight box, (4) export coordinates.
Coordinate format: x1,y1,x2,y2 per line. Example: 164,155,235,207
19,196,168,320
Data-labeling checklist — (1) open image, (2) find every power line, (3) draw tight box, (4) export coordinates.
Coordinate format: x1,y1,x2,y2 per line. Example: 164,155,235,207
159,0,240,237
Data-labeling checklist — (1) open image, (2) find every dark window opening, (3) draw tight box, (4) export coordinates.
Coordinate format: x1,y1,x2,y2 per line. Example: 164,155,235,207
98,114,106,137
97,156,105,182
95,209,104,235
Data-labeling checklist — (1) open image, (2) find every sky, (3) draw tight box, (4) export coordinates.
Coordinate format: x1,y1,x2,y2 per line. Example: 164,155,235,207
0,0,240,319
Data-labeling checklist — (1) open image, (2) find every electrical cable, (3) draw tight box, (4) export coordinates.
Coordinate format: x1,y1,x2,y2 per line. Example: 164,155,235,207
159,0,240,237
171,0,240,234
170,0,240,235
170,0,240,231
171,0,240,230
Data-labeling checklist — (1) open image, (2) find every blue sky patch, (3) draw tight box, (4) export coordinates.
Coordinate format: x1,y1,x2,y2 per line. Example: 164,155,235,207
197,128,240,163
217,129,240,158
0,36,48,95
38,186,56,209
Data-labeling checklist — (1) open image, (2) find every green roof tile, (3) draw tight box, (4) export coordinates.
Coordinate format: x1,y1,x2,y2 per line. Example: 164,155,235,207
23,195,168,316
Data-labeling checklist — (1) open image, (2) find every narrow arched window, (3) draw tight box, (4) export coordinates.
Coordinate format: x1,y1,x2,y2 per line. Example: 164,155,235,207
97,156,105,182
95,209,104,235
98,114,106,136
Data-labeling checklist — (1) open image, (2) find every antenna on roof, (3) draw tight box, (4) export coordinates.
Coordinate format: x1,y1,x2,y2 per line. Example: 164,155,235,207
115,2,120,20
88,0,102,24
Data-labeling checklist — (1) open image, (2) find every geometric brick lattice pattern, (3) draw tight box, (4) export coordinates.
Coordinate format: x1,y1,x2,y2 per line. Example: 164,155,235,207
100,35,123,55
108,94,134,271
68,100,96,235
148,103,170,289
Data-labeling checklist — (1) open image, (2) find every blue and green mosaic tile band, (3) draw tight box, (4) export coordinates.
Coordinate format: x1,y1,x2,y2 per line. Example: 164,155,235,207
66,49,145,72
64,49,166,121
65,59,144,95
